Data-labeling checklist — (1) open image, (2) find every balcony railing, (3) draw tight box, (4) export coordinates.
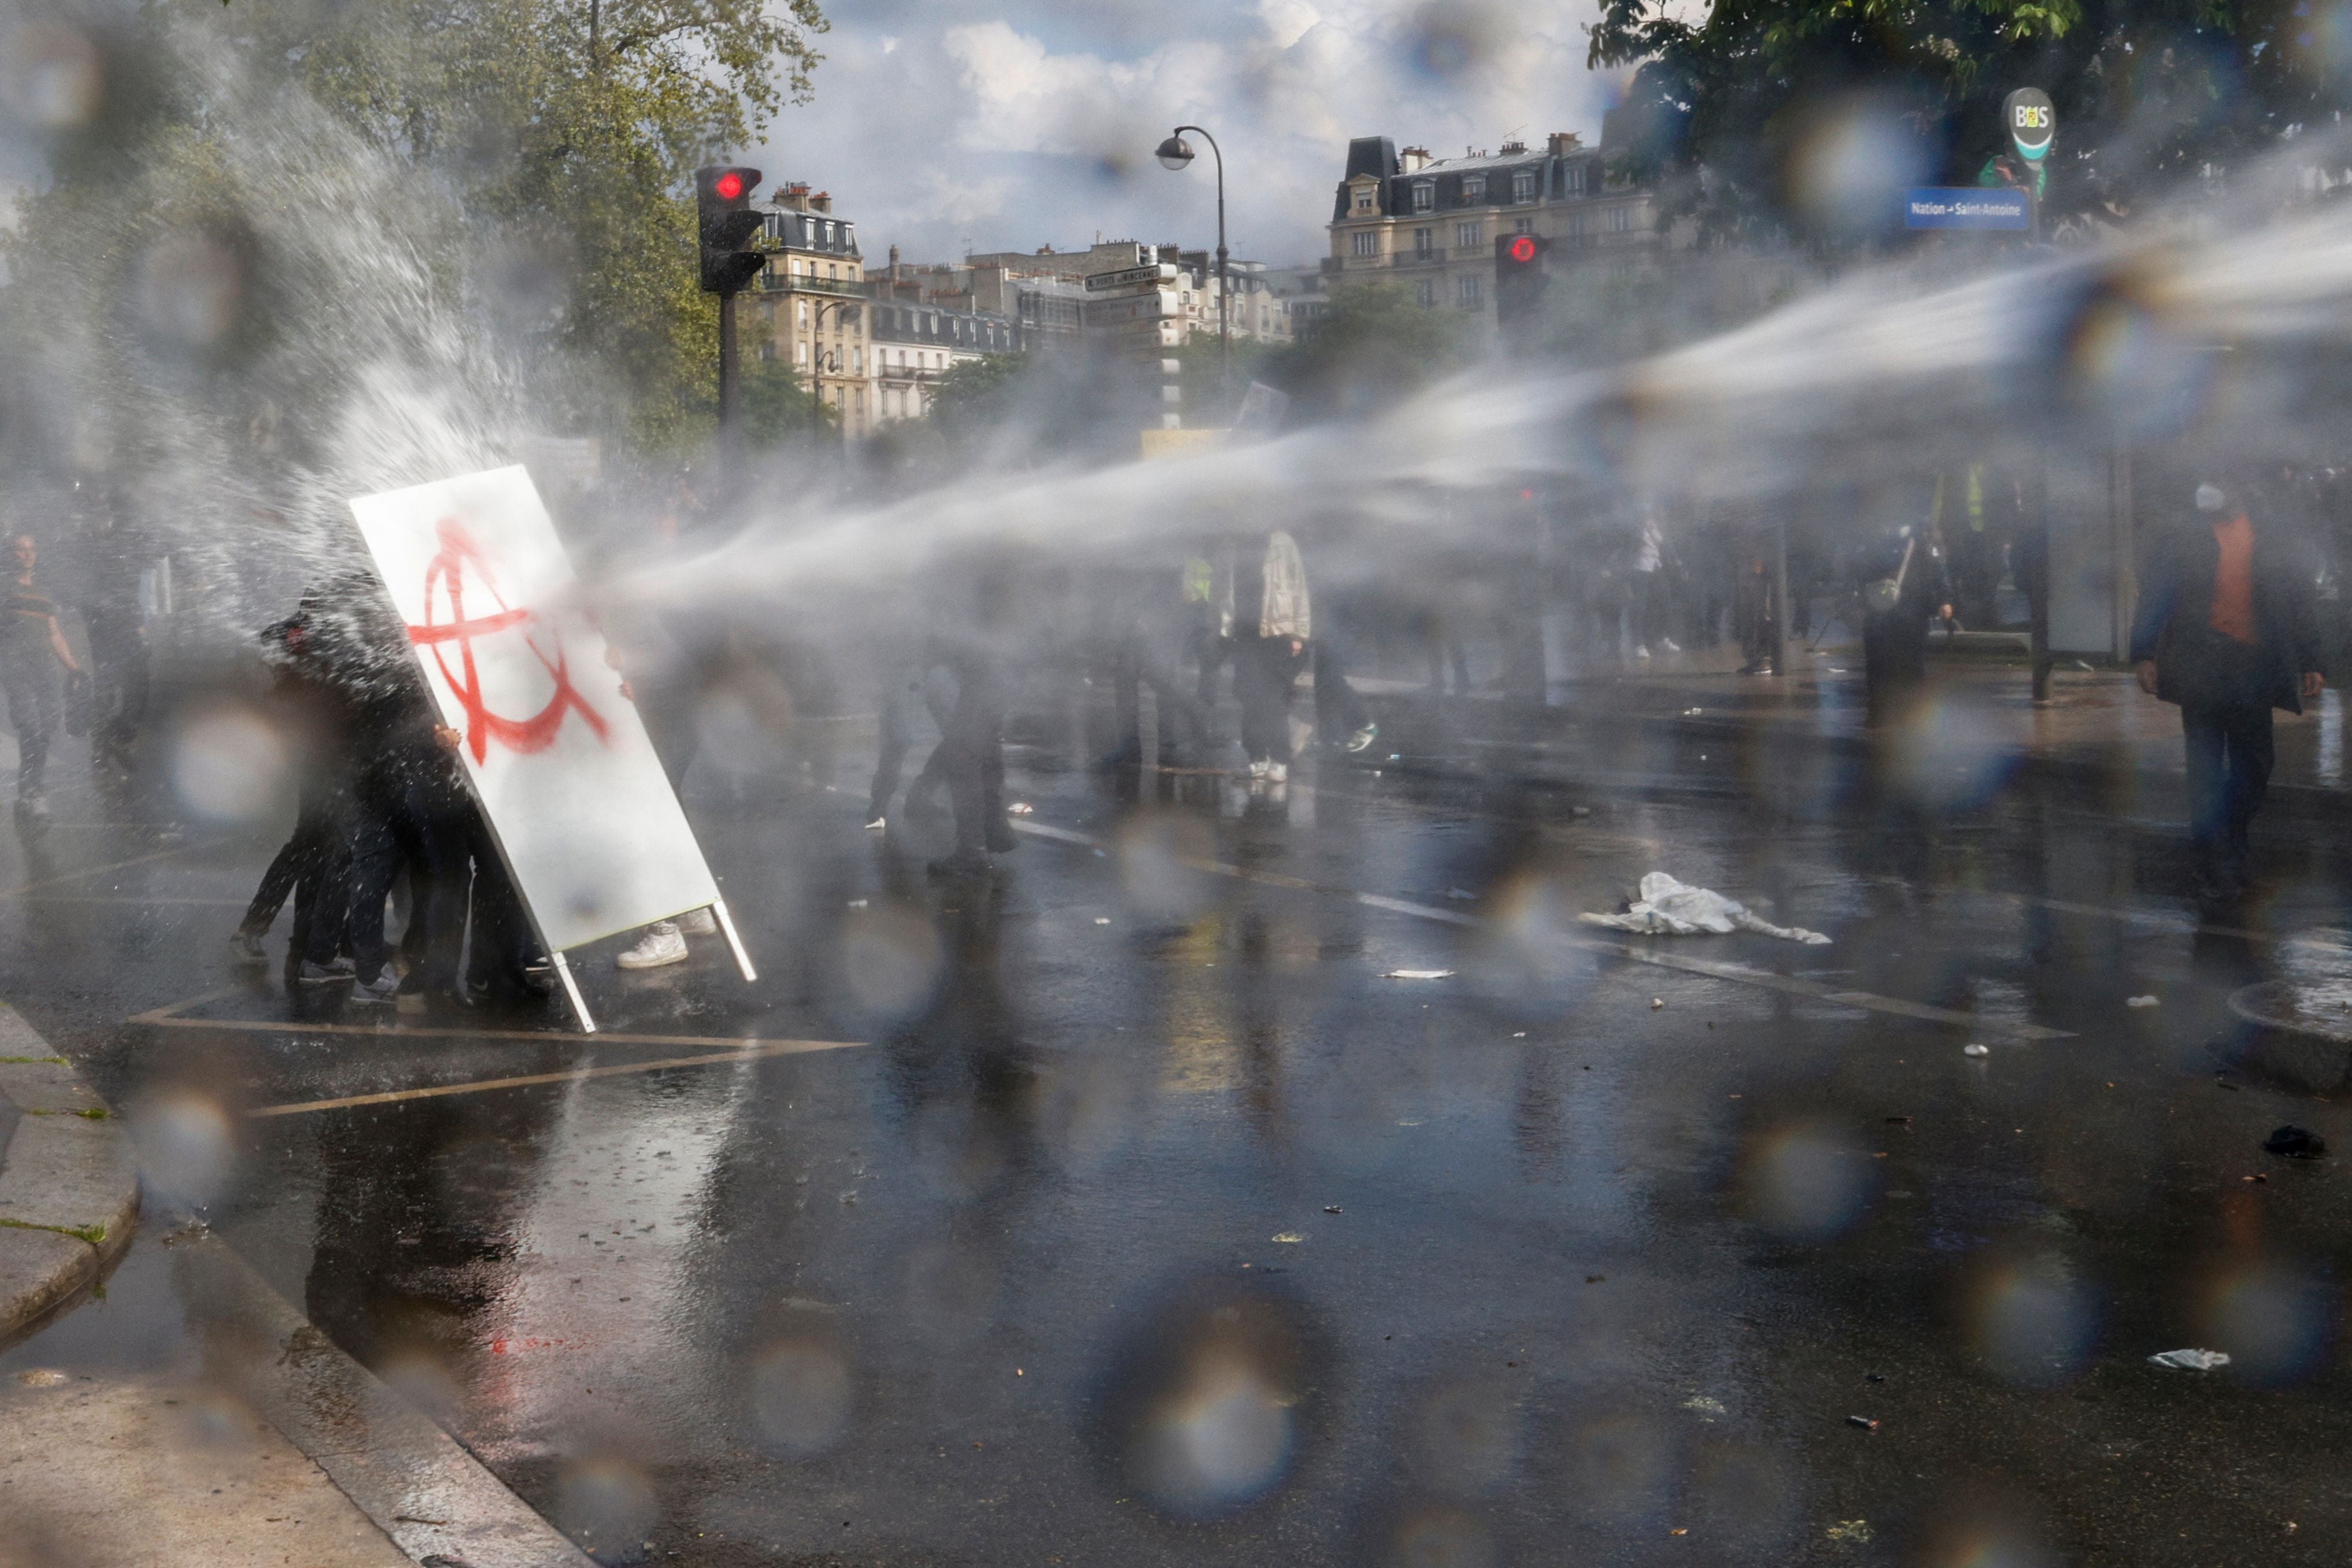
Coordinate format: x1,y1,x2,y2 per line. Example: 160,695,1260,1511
1393,246,1449,267
758,269,869,297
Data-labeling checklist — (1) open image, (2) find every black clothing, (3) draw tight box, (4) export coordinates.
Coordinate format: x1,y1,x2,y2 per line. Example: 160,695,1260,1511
2131,514,2324,889
1235,634,1306,764
2129,519,2323,714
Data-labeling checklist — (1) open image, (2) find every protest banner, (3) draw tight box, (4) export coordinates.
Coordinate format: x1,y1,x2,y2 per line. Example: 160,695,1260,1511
349,465,751,1031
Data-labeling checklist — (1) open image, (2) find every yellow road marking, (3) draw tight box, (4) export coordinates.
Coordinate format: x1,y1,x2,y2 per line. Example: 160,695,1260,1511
243,1037,864,1118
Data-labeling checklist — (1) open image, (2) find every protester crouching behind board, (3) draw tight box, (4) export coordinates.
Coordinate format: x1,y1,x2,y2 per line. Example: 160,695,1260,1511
2131,476,2325,900
234,589,358,977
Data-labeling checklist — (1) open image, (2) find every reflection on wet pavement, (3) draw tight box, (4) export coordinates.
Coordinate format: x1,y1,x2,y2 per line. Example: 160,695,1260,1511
5,743,2352,1563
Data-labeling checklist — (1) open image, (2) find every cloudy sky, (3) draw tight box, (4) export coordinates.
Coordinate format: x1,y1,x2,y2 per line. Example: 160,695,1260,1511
755,0,1622,269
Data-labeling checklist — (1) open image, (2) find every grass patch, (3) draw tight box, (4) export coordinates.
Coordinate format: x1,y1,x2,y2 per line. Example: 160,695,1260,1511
24,1107,110,1119
0,1055,66,1065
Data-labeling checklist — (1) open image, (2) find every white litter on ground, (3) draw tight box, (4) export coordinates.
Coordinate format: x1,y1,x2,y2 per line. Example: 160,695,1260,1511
1963,1044,1990,1057
1382,969,1456,981
1580,873,1831,945
2148,1348,2229,1371
2126,994,2159,1008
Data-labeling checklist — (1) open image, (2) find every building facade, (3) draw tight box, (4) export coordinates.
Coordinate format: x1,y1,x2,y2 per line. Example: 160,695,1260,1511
867,290,1015,423
749,183,874,437
1323,132,1680,325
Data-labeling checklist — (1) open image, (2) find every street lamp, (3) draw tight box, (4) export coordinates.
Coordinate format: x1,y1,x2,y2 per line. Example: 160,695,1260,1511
1155,125,1227,392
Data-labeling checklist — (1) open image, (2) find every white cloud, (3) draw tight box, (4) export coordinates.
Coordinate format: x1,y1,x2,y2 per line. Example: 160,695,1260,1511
756,0,1607,266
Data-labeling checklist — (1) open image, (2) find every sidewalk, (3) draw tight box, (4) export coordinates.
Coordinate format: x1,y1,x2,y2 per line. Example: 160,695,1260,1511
1355,637,2351,822
0,1015,593,1568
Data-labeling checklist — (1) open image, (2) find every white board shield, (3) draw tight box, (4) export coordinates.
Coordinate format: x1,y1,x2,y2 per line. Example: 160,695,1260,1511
350,465,720,953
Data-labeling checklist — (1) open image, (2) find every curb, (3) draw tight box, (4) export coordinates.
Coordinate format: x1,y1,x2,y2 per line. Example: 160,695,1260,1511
0,1004,138,1348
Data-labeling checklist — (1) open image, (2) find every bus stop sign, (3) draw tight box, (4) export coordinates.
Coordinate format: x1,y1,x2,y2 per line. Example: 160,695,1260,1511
2005,88,2055,162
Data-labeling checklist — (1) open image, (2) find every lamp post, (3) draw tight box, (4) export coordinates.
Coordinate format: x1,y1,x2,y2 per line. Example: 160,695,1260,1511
1155,125,1228,394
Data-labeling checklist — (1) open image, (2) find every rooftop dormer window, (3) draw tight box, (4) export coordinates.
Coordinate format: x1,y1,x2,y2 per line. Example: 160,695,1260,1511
1462,175,1486,204
1411,180,1434,213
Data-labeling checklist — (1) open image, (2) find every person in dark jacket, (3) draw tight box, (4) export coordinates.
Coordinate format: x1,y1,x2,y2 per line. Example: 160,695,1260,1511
2130,478,2326,897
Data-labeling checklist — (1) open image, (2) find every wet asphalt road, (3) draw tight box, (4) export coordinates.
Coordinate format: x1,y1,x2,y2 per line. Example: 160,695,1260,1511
6,703,2352,1567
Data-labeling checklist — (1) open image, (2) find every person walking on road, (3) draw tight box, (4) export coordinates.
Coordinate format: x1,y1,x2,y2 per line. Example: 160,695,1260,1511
2132,477,2325,898
1,534,83,818
1223,530,1313,784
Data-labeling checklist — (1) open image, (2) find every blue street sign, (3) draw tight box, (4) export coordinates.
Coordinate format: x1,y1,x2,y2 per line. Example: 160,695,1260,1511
1904,187,2031,231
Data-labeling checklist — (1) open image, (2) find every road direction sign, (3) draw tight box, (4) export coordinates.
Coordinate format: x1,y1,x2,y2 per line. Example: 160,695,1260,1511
1904,187,2031,231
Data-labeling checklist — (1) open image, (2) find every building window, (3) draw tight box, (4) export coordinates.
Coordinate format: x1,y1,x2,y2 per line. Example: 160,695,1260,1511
759,341,774,361
1512,168,1536,204
1353,186,1375,212
1567,212,1588,239
1565,162,1586,195
1462,175,1485,204
795,341,808,366
1411,180,1434,213
1608,205,1634,233
1351,230,1380,257
1514,216,1533,235
1413,227,1434,258
1457,273,1482,306
1417,277,1436,307
852,347,863,372
1455,220,1481,249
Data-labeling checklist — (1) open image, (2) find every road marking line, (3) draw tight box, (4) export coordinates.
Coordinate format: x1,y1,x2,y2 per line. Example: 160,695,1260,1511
1009,817,2073,1041
0,844,191,898
243,1037,865,1118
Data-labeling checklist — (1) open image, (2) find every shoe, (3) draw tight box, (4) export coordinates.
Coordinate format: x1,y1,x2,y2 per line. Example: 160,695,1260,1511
1661,638,1681,653
927,848,993,879
1265,762,1288,784
985,822,1019,854
350,968,399,1005
1345,722,1378,754
1247,758,1270,779
228,930,268,966
617,923,689,970
865,816,887,832
677,908,718,937
1636,645,1652,660
294,960,348,986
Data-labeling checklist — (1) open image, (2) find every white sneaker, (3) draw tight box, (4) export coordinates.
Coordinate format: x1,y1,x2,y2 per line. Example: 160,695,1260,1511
1247,759,1270,779
677,908,718,937
865,816,887,832
1265,762,1288,784
617,923,688,970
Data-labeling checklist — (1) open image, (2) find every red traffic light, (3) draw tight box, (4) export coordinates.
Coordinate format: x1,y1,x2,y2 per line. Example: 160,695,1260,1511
714,171,745,201
1507,234,1538,264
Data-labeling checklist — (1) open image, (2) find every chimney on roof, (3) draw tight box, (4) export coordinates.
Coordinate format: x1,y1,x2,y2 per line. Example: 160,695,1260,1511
888,243,901,280
1037,244,1055,254
1400,146,1431,173
1500,138,1527,155
1547,131,1582,157
810,191,832,213
779,182,812,212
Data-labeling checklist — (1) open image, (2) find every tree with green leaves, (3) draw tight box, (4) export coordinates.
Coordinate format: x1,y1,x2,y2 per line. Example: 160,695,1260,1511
1588,1,2352,239
5,0,827,466
1262,284,1471,420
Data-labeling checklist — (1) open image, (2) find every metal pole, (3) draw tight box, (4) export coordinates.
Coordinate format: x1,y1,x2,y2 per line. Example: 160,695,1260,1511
718,289,739,461
1770,511,1792,677
1175,125,1229,399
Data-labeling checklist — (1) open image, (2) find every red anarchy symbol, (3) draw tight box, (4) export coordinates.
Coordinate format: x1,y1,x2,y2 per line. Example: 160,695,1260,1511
406,517,609,764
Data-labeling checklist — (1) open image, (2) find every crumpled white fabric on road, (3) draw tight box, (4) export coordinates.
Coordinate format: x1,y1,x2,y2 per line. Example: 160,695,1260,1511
1579,872,1832,945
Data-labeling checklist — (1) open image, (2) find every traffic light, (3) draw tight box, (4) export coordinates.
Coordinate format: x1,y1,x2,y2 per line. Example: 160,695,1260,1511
1493,232,1550,328
696,165,765,295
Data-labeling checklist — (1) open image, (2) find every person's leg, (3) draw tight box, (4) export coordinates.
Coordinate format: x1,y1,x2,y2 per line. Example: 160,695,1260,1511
2180,707,2228,884
341,781,401,984
241,824,309,935
869,670,914,821
1234,637,1281,763
1311,638,1369,741
2220,702,2276,885
405,782,471,996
